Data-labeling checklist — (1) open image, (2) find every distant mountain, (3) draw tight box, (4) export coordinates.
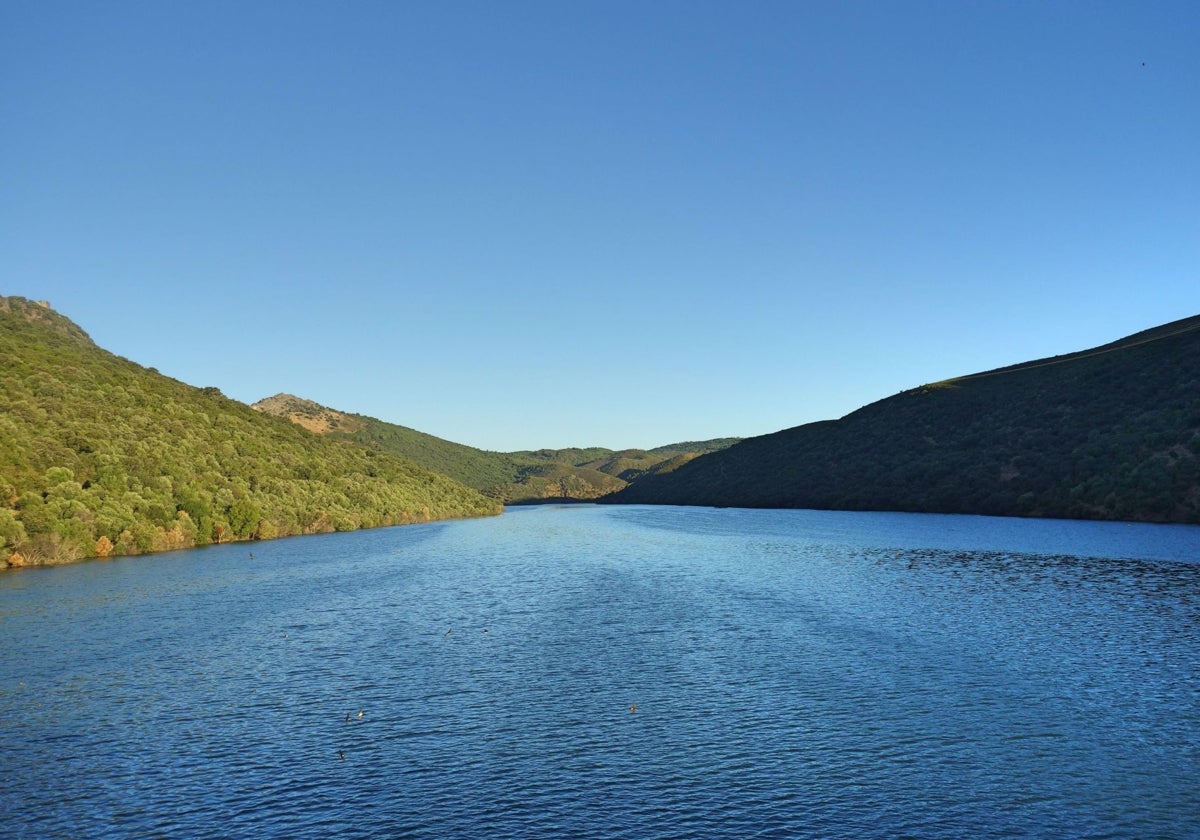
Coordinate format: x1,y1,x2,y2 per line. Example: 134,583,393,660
611,315,1200,524
251,394,739,503
0,297,501,566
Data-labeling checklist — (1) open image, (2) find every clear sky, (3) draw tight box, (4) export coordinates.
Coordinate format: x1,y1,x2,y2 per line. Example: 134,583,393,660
2,1,1197,451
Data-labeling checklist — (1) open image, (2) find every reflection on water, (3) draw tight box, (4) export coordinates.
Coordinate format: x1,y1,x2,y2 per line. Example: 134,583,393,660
2,505,1197,838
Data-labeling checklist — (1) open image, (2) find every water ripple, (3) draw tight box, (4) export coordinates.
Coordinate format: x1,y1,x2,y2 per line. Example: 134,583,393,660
2,506,1198,838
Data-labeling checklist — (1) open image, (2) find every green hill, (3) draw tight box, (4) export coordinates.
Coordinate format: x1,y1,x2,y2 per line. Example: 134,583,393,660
251,393,526,493
0,297,501,566
252,395,740,503
610,314,1200,524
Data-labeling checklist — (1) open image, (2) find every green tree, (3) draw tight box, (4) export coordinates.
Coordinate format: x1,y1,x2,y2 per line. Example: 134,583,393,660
228,497,262,539
0,508,26,556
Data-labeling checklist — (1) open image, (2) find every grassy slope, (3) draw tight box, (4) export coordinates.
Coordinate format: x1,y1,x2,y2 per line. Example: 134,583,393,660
612,314,1200,524
252,395,740,503
0,297,501,565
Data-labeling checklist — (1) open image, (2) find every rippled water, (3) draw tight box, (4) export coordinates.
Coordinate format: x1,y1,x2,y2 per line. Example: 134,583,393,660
2,505,1198,838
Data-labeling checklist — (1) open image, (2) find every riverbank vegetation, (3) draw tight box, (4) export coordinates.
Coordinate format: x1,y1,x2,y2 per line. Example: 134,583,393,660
0,297,501,566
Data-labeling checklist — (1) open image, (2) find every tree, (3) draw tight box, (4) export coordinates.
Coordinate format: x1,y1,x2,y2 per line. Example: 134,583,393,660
228,497,262,539
0,508,26,555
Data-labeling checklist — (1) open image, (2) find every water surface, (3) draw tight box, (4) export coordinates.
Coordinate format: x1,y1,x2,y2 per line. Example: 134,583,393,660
2,506,1197,838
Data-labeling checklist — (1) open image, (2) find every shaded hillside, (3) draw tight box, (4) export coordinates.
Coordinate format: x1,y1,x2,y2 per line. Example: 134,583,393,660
612,315,1200,524
648,438,742,457
253,394,740,503
0,297,501,566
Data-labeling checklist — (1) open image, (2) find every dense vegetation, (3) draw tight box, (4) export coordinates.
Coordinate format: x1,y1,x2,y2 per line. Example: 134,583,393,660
253,394,739,503
251,393,525,493
0,297,501,566
611,315,1200,524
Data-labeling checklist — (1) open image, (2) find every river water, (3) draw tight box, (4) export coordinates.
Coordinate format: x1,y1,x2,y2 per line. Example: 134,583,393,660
2,505,1198,838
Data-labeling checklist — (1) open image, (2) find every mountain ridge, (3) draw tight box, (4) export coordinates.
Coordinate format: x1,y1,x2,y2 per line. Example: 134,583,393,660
251,393,740,503
610,314,1200,524
5,291,1196,572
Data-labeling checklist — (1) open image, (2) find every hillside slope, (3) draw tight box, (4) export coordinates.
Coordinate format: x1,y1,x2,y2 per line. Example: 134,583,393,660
252,393,525,493
253,394,739,503
0,297,501,566
611,315,1200,524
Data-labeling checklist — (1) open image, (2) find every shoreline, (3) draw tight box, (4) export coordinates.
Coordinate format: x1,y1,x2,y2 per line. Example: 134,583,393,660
2,506,504,570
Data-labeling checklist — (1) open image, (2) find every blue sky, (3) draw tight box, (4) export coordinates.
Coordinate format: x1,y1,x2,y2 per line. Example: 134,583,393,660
2,1,1197,451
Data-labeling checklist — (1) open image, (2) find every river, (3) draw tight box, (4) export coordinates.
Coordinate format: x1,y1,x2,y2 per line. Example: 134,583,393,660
2,504,1197,838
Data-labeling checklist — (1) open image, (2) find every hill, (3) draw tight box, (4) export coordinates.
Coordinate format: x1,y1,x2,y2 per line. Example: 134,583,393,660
610,314,1200,524
252,394,739,503
0,297,501,566
251,393,525,493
